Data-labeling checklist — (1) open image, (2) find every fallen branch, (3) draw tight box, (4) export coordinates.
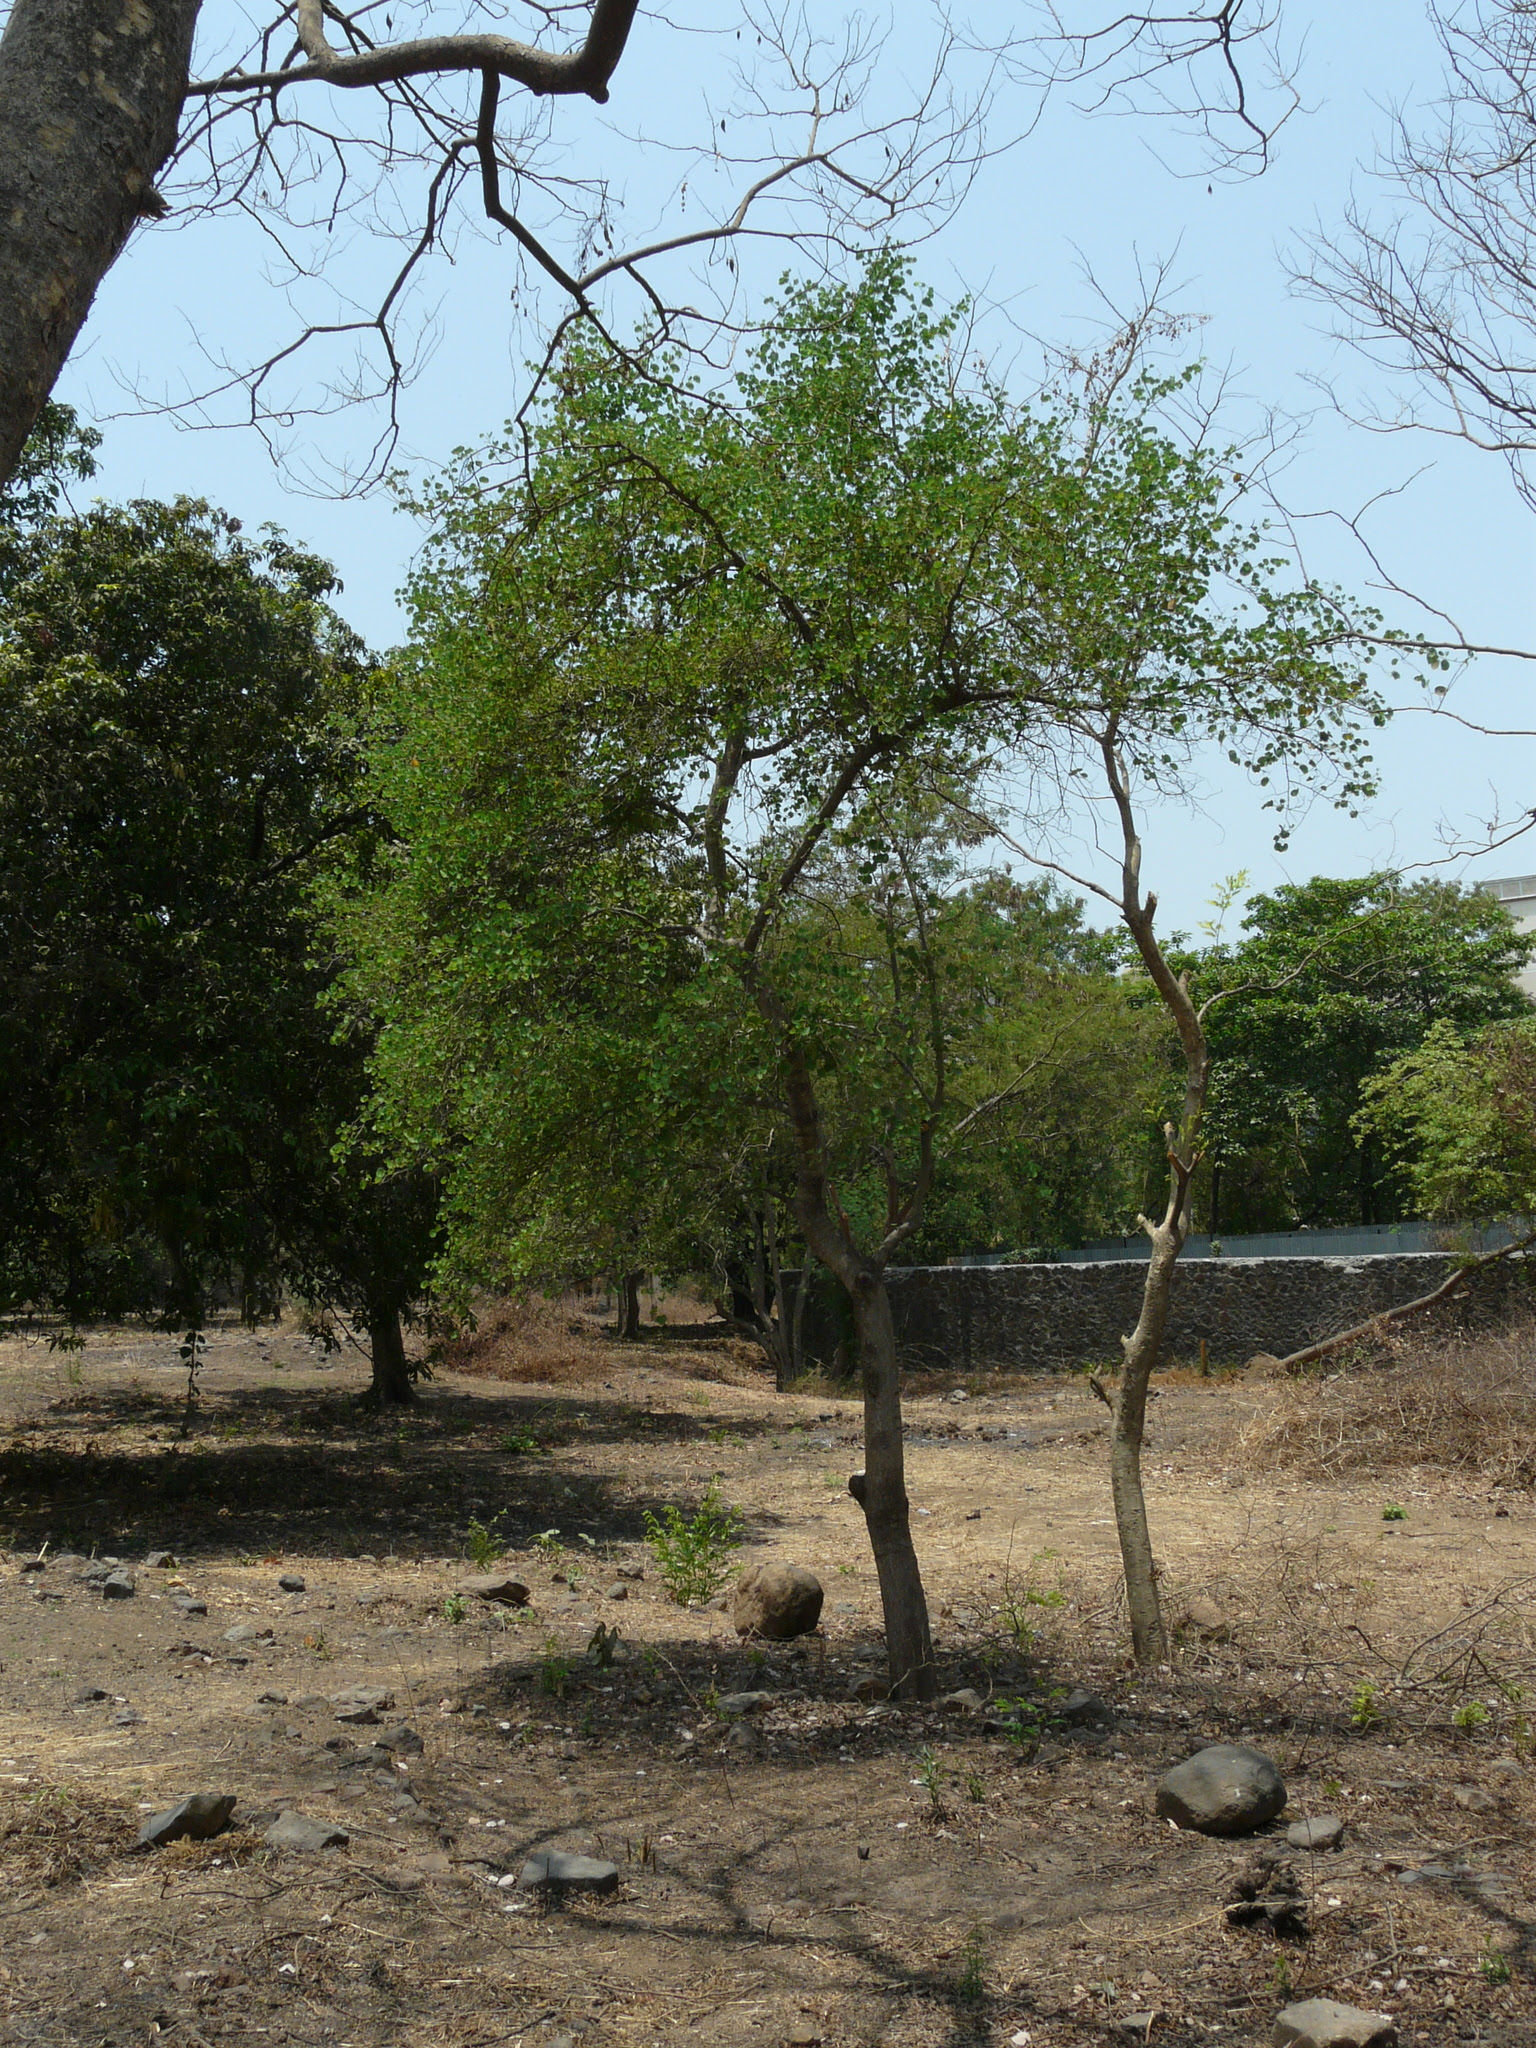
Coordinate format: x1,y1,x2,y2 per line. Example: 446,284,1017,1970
1268,1231,1536,1375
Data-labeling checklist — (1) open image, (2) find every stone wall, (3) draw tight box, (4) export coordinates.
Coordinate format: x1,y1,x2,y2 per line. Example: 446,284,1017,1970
782,1253,1532,1381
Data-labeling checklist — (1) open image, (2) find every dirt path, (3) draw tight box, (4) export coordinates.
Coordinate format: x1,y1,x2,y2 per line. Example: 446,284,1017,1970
0,1319,1532,2047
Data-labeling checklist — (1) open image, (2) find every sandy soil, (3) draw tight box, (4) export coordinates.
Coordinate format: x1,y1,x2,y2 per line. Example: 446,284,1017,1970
0,1313,1533,2048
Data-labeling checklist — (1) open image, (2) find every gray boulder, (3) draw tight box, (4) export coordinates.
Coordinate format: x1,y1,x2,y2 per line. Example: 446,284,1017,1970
518,1851,619,1895
715,1690,775,1718
1272,1999,1397,2048
139,1793,236,1848
101,1570,136,1599
1156,1743,1286,1836
458,1573,530,1605
265,1811,348,1853
730,1562,823,1640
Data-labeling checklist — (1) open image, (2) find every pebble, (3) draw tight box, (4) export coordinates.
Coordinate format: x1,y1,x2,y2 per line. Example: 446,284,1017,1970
110,1707,142,1726
330,1686,395,1725
1452,1786,1497,1814
265,1811,349,1853
278,1574,307,1593
172,1594,208,1616
715,1690,776,1718
615,1563,645,1581
941,1688,983,1713
144,1551,175,1569
517,1851,619,1895
73,1685,109,1704
1286,1815,1345,1853
101,1570,136,1600
1271,1997,1397,2047
138,1793,236,1848
605,1583,628,1601
19,1556,45,1573
223,1623,264,1644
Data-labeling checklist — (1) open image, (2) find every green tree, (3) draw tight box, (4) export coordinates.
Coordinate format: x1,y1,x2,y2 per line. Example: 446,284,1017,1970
1196,876,1532,1232
1358,1016,1536,1224
0,493,438,1397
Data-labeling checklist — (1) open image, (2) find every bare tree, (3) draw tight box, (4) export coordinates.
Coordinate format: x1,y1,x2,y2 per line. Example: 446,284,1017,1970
1298,1,1536,510
0,0,1299,493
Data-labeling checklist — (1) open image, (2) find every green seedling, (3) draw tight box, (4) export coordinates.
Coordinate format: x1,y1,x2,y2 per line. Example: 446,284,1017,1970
441,1593,467,1624
1382,1503,1408,1522
643,1480,743,1607
1349,1681,1381,1731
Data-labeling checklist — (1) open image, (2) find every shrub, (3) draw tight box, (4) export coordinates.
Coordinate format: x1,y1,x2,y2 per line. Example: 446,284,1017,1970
642,1481,743,1606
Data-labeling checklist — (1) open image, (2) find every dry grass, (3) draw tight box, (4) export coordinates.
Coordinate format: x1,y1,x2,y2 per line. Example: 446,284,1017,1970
1228,1321,1536,1489
441,1291,767,1387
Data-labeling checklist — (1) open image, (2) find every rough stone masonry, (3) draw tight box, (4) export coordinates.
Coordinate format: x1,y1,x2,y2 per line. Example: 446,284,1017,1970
781,1253,1532,1382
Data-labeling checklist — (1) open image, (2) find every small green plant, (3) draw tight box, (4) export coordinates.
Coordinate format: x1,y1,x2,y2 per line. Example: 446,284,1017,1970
532,1528,563,1559
837,1561,857,1576
1349,1681,1381,1731
964,1770,986,1803
1382,1503,1408,1522
465,1514,506,1568
498,1430,544,1455
1270,1954,1293,1999
441,1592,467,1624
303,1630,332,1659
915,1745,948,1818
1323,1778,1343,1800
1481,1945,1512,1986
538,1636,572,1697
956,1928,987,2004
996,1552,1067,1653
1453,1698,1490,1734
642,1480,743,1606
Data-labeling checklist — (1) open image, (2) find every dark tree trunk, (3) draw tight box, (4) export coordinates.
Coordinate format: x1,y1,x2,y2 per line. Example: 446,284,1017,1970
850,1273,936,1700
0,0,199,485
616,1269,642,1340
366,1302,415,1404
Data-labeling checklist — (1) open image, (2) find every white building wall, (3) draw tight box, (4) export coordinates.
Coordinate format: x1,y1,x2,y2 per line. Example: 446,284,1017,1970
1480,875,1536,1000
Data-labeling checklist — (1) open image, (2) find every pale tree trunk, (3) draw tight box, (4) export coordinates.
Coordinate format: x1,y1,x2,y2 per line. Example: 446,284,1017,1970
0,0,199,484
366,1301,415,1404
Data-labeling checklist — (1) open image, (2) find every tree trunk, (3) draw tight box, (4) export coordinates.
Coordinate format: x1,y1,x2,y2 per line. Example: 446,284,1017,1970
366,1301,415,1404
616,1269,642,1339
0,0,198,484
851,1273,937,1700
1112,1220,1181,1663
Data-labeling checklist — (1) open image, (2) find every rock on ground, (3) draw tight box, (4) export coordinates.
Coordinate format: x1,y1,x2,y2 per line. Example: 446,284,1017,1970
330,1687,395,1724
139,1793,236,1848
1287,1815,1345,1853
457,1573,531,1605
1272,1998,1397,2047
100,1570,136,1599
517,1851,619,1895
1156,1744,1286,1836
265,1811,349,1853
730,1562,823,1640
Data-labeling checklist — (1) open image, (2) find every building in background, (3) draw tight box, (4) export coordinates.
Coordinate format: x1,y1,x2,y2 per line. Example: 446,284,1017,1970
1481,876,1536,1000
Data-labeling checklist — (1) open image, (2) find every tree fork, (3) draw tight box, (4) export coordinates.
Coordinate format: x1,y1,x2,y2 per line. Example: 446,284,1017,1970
0,0,198,484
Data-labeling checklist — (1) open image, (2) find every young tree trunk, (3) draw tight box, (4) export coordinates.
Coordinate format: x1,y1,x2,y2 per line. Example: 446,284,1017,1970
366,1302,416,1404
0,0,199,485
616,1269,643,1339
1112,1219,1182,1663
851,1273,937,1699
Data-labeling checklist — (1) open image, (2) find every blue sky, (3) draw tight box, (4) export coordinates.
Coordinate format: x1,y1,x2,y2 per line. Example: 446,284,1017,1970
56,2,1536,931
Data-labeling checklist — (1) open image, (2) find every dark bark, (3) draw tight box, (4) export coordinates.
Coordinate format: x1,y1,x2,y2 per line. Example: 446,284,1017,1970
0,0,199,485
850,1273,936,1699
616,1269,642,1340
366,1301,415,1404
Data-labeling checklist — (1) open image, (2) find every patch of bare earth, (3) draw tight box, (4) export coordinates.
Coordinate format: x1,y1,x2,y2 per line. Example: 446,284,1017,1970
0,1307,1533,2046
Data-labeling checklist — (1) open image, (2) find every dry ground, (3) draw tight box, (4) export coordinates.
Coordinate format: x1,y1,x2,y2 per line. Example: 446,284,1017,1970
1,1306,1534,2048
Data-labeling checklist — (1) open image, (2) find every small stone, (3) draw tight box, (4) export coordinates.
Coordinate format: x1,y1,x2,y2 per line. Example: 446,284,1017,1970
144,1550,175,1569
1271,1997,1397,2048
223,1623,262,1643
726,1721,762,1753
517,1851,619,1895
941,1688,983,1713
264,1811,349,1853
330,1687,394,1725
785,2027,823,2046
1490,1757,1525,1777
715,1690,776,1718
605,1583,628,1601
615,1562,645,1581
1287,1815,1345,1853
730,1562,823,1640
19,1556,45,1573
1453,1785,1497,1814
1057,1688,1112,1727
138,1793,236,1848
110,1707,142,1726
73,1685,109,1704
1182,1595,1232,1643
278,1574,306,1593
457,1573,531,1605
376,1723,424,1755
256,1691,289,1707
172,1594,208,1616
1156,1744,1286,1837
101,1570,136,1599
